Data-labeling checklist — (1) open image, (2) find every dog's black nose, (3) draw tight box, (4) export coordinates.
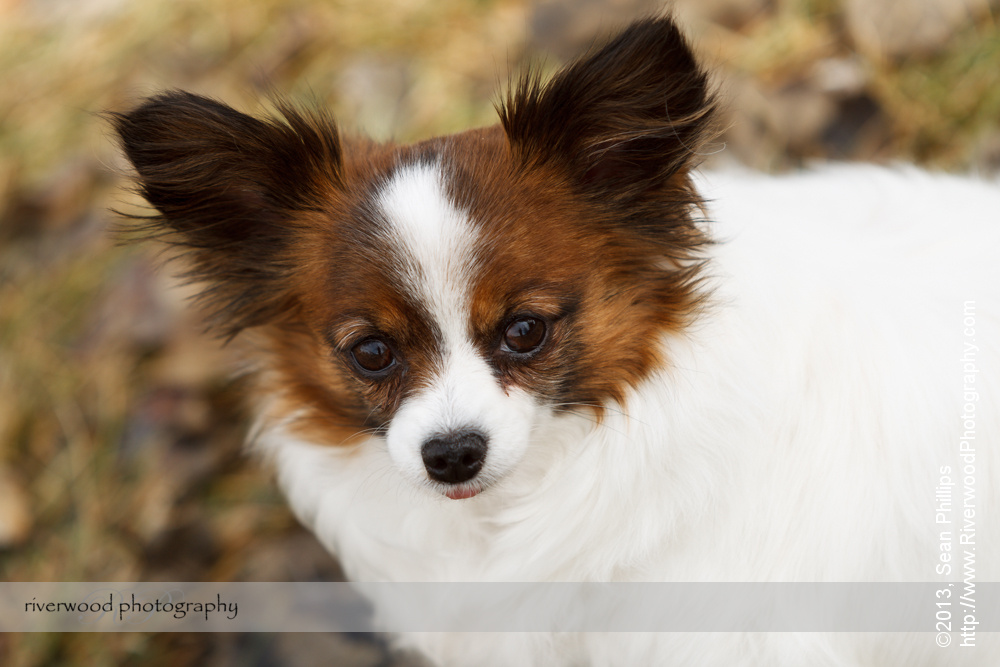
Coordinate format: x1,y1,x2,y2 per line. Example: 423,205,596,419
421,430,488,484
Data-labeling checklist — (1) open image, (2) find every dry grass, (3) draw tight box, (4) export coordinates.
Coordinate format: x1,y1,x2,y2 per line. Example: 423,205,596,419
1,0,997,665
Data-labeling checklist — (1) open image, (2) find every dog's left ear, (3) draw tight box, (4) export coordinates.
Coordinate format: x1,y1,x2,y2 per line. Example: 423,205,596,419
499,16,715,205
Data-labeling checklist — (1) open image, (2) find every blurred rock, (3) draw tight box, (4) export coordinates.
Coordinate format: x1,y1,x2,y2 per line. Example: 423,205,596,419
23,0,128,23
768,80,841,151
0,467,31,548
141,519,220,581
213,632,424,667
720,75,837,168
718,51,893,168
236,531,346,582
81,257,178,354
970,129,1000,174
810,56,867,96
821,93,891,160
844,0,994,59
529,0,661,59
336,57,413,141
120,380,245,546
674,0,774,31
0,157,100,242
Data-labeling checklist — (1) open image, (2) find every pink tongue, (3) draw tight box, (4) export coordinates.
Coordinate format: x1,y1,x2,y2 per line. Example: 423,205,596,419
446,487,479,500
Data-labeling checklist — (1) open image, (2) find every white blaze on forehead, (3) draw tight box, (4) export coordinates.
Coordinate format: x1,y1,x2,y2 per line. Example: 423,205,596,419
376,162,539,492
376,162,478,350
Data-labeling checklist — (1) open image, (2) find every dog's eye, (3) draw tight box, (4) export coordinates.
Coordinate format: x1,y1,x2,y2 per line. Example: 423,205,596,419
503,317,546,354
351,338,395,374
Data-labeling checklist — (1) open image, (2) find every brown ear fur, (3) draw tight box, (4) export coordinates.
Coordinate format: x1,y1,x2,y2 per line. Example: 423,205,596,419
110,92,343,336
498,15,716,244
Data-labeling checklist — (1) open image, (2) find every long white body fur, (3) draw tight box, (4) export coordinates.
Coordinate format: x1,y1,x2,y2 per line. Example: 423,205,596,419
261,165,999,666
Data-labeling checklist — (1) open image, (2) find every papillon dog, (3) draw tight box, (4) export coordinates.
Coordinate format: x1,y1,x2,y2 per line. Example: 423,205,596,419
113,14,999,667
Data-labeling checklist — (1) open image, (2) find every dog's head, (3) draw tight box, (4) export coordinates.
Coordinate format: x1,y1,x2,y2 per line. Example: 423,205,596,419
112,16,715,499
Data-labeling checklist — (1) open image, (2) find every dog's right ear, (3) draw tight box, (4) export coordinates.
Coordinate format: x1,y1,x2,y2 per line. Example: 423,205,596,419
110,91,343,335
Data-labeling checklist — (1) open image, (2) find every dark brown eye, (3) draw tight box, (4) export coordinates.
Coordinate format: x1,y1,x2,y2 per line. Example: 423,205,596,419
503,317,546,354
351,338,395,374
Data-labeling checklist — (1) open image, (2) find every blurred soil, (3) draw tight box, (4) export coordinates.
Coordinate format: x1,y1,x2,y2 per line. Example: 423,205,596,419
0,0,998,665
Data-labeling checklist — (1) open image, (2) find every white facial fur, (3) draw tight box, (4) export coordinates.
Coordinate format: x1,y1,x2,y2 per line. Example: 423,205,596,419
375,162,539,495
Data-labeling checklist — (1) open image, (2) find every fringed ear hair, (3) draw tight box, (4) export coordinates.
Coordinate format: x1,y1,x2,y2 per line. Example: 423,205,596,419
110,92,343,336
499,15,716,208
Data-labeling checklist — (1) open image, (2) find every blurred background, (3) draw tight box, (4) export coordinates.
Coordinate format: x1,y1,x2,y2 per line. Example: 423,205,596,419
0,0,997,664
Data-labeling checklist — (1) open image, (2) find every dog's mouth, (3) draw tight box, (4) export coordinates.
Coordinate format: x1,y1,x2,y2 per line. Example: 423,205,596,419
443,482,483,500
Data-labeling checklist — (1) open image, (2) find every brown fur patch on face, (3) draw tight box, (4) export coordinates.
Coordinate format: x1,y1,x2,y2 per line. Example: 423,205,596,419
449,15,715,415
253,140,459,446
430,126,709,416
